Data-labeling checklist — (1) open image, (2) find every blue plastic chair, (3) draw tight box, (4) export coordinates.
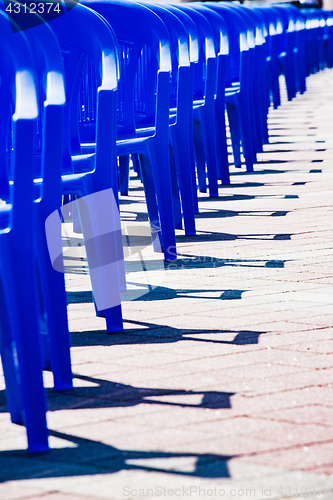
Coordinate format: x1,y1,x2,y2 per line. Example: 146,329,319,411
268,5,302,101
324,10,333,68
243,6,270,151
205,3,254,172
284,5,307,95
81,0,177,262
182,3,230,187
255,5,284,109
113,3,196,232
304,9,319,75
316,9,329,70
128,2,197,236
0,10,49,454
224,4,262,158
269,5,295,100
302,8,327,75
48,2,125,330
162,3,200,211
168,4,220,197
22,18,73,392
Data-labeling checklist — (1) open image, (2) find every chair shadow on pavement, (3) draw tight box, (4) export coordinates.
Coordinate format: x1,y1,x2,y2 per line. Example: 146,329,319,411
0,245,268,483
68,250,289,305
70,317,264,348
0,374,235,481
46,373,236,411
0,307,266,482
0,428,232,482
0,323,261,481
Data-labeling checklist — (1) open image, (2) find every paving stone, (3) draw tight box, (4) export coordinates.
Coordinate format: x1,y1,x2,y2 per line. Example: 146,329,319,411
0,484,46,500
258,404,333,427
238,441,333,473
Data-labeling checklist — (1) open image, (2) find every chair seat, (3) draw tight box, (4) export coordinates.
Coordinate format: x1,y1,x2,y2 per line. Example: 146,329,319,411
225,85,241,96
0,201,11,212
193,99,205,108
0,203,11,228
71,153,96,173
135,127,156,137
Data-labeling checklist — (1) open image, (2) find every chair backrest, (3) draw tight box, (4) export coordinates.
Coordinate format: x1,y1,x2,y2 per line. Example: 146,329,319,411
241,6,267,88
301,8,327,72
0,9,38,234
162,3,200,128
323,10,333,68
222,4,258,95
21,18,66,213
82,0,172,137
186,3,229,101
269,5,294,59
142,3,190,112
164,3,199,68
171,5,216,102
243,6,266,52
283,5,307,88
47,1,119,173
253,5,280,60
188,3,229,59
205,3,249,88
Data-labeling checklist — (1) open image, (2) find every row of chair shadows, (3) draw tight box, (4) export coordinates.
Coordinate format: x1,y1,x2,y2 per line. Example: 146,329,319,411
0,1,331,453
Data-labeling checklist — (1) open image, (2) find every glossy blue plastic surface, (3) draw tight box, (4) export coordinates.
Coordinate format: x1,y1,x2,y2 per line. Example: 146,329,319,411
23,19,73,392
49,2,124,330
82,0,177,261
1,0,331,455
181,3,230,187
205,3,254,172
137,3,197,235
162,4,200,212
0,9,49,454
172,4,220,197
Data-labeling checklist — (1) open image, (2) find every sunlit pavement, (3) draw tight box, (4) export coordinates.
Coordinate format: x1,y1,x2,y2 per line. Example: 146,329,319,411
1,70,333,500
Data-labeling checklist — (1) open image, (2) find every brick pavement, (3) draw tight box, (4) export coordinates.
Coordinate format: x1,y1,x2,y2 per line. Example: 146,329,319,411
0,70,333,500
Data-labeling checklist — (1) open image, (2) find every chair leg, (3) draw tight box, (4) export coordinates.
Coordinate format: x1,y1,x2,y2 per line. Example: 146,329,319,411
271,62,281,109
200,108,219,198
35,219,73,391
138,153,164,253
149,146,177,262
226,102,242,168
253,87,264,153
95,299,123,333
170,126,196,235
215,101,230,185
61,195,72,219
72,195,82,233
0,278,24,425
100,304,123,332
2,248,49,454
188,118,199,214
119,155,130,196
169,145,183,230
193,118,207,194
35,267,52,371
75,191,124,332
132,154,141,178
239,98,254,172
